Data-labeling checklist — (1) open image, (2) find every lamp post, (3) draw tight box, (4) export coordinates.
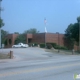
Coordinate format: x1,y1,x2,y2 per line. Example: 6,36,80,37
78,20,80,52
0,0,2,48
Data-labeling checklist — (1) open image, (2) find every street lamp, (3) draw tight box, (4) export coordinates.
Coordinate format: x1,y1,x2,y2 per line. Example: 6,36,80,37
0,0,2,48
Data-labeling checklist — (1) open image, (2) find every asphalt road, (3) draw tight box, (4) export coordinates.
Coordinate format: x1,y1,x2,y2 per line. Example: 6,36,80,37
0,47,80,80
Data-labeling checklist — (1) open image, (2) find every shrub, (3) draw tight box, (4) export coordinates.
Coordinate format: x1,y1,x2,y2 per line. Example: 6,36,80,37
59,46,68,50
47,43,57,49
40,43,45,48
50,43,57,47
54,45,60,49
47,43,68,50
47,43,57,48
40,43,68,50
28,43,32,47
34,43,38,46
4,39,8,45
46,43,53,49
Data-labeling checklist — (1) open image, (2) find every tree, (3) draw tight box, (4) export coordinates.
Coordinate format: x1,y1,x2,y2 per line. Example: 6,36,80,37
1,29,9,44
65,23,79,40
4,39,8,46
65,17,79,49
65,24,75,49
24,28,39,34
15,34,26,44
0,18,4,28
71,23,79,42
65,20,79,43
77,16,80,23
14,32,19,34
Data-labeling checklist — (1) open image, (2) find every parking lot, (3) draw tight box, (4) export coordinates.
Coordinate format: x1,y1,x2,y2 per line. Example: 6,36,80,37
0,47,80,63
0,47,66,61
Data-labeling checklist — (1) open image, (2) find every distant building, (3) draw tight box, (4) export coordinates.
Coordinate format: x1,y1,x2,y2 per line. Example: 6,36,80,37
4,33,78,50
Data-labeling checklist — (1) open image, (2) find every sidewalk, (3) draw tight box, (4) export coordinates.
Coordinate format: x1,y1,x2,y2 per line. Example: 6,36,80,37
0,55,21,63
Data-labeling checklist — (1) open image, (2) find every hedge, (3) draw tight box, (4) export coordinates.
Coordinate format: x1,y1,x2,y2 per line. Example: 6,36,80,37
47,43,68,50
40,43,45,48
39,43,68,50
46,43,53,49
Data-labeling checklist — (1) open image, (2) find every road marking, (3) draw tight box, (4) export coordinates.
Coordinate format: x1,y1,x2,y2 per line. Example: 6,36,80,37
0,62,80,77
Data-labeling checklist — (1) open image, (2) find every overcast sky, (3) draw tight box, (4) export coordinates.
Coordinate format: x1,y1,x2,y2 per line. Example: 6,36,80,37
1,0,80,34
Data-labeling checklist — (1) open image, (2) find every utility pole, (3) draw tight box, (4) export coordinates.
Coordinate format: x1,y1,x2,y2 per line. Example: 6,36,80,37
79,21,80,52
58,32,60,53
44,18,47,48
56,32,60,52
0,0,2,48
77,16,80,52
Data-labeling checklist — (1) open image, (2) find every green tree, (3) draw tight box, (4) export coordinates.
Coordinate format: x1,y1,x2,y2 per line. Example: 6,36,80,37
14,32,19,34
24,28,39,34
65,24,75,49
65,19,79,43
1,29,9,44
15,34,26,44
65,17,79,49
77,16,80,23
71,23,79,42
0,18,4,28
4,39,8,46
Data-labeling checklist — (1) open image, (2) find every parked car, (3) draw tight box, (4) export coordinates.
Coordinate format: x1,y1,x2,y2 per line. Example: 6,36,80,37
12,43,28,48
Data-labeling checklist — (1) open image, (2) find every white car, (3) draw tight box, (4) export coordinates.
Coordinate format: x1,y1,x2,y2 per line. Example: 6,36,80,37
12,43,28,48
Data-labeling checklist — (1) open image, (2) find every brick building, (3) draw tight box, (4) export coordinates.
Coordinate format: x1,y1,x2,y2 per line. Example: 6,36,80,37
4,33,78,50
